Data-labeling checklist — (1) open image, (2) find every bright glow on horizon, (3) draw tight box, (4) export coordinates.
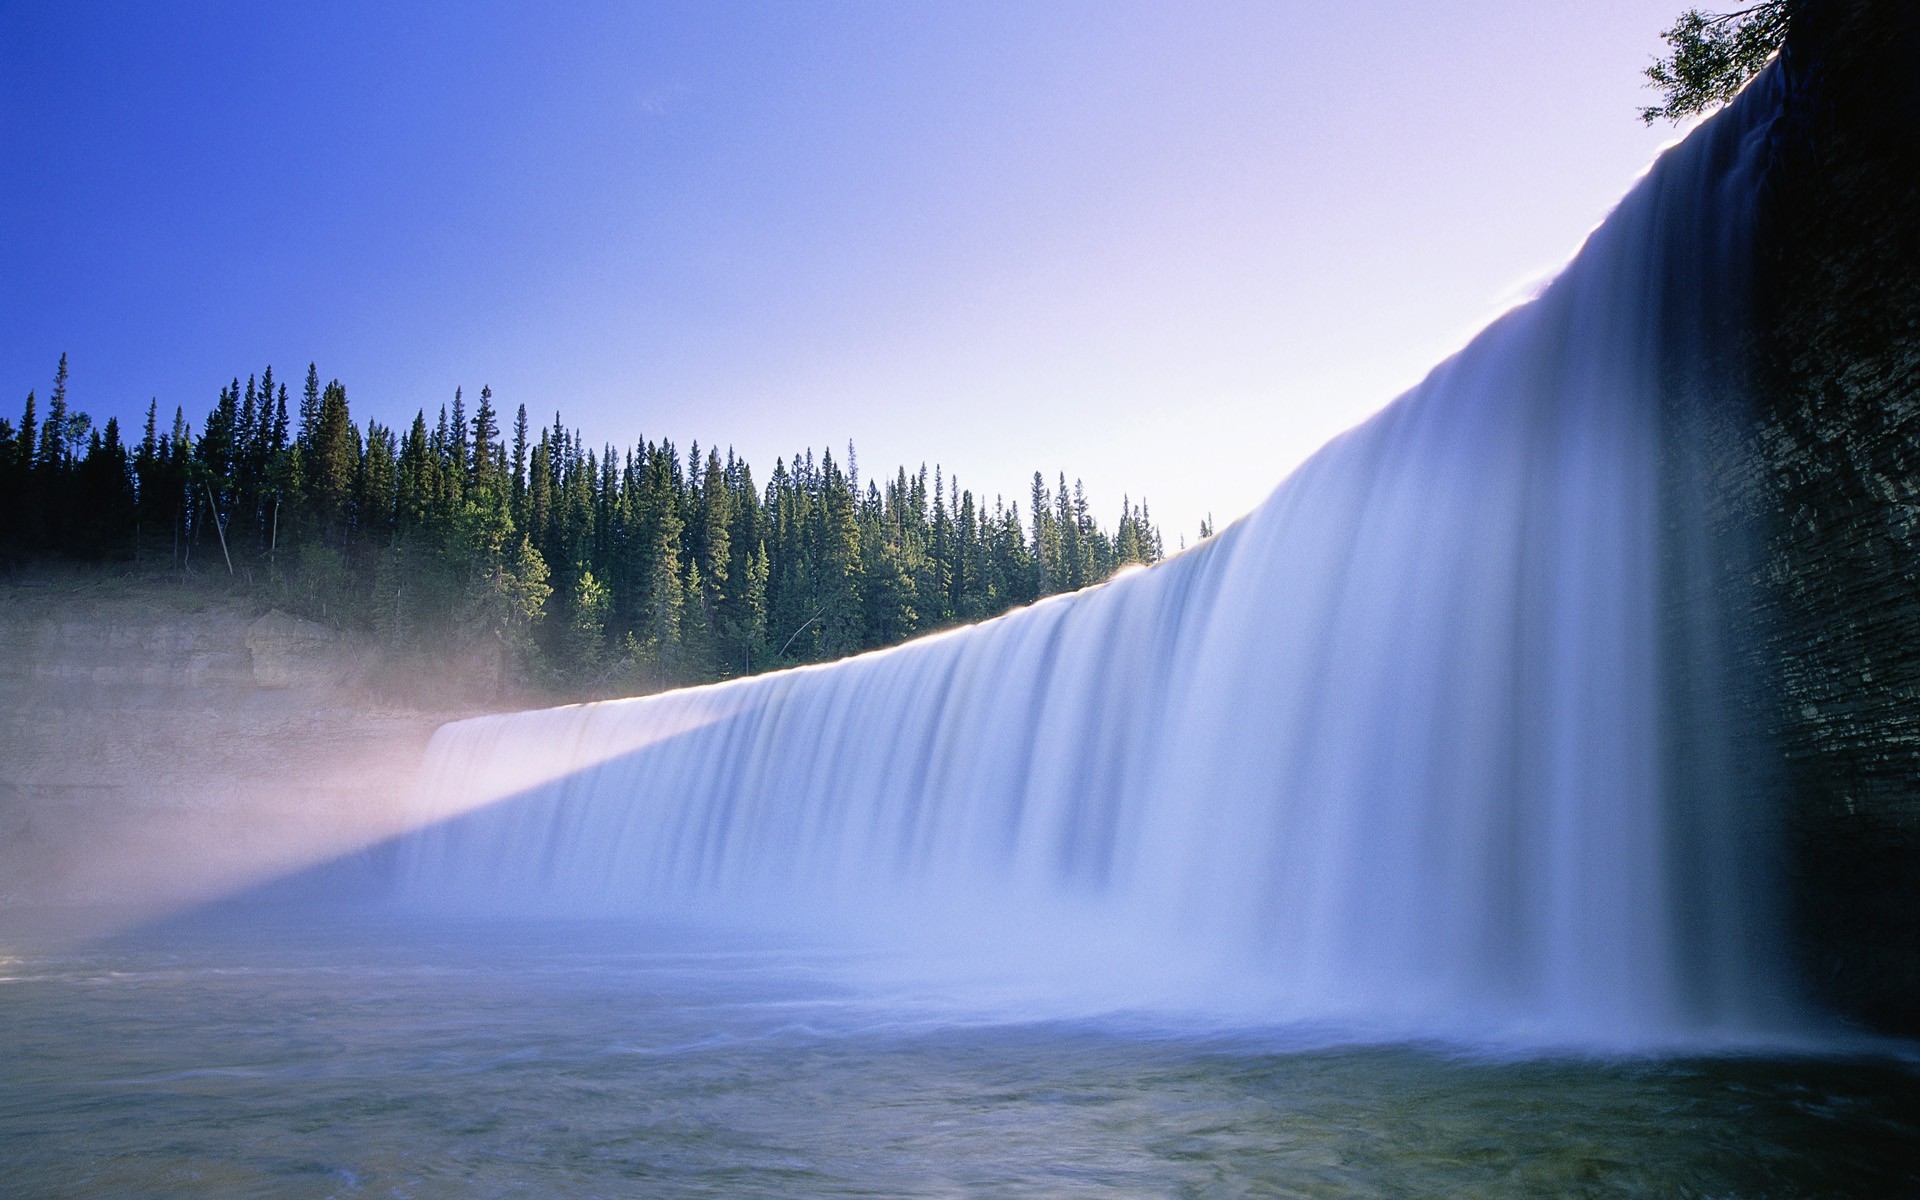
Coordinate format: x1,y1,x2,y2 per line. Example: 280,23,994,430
2,1,1698,539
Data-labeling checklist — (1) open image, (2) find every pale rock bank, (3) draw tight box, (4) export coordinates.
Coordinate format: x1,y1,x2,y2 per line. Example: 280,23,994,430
0,575,499,931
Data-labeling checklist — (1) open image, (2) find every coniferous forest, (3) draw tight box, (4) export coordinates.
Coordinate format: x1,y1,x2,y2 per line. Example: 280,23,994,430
0,356,1167,690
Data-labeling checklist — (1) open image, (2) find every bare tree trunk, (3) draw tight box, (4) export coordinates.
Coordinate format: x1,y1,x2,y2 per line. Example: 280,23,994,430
206,484,234,577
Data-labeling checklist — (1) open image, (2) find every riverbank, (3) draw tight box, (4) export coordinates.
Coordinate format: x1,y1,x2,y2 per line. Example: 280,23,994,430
0,567,512,932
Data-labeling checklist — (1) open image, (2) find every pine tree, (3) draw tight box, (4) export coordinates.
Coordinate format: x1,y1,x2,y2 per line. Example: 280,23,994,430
719,454,770,671
299,364,321,451
448,387,469,494
396,411,433,532
470,385,500,497
564,567,610,675
694,447,732,660
641,456,687,666
357,421,398,547
528,433,553,556
2,357,1169,684
259,365,279,447
37,355,70,470
500,533,552,671
17,392,37,472
814,449,864,658
238,376,259,503
929,465,954,624
1115,493,1142,566
198,379,240,508
310,380,356,542
509,403,530,529
33,356,83,550
955,485,978,617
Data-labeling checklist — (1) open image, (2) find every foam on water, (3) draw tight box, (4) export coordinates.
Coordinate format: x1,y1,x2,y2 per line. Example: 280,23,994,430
396,71,1795,1049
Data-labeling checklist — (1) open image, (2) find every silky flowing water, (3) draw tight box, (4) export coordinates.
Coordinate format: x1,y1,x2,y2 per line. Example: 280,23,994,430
394,57,1790,1052
8,58,1918,1200
3,916,1916,1199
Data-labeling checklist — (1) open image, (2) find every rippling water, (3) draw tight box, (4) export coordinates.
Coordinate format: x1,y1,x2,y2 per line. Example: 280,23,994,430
3,916,1915,1198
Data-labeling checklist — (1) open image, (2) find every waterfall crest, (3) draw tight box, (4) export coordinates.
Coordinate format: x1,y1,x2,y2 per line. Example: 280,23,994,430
398,73,1792,1045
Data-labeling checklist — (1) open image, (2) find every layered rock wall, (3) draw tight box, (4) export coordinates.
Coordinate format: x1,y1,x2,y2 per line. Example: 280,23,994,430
0,574,496,930
1758,0,1920,1030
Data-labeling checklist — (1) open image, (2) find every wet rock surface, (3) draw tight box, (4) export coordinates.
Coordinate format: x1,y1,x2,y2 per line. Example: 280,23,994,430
1755,0,1920,1032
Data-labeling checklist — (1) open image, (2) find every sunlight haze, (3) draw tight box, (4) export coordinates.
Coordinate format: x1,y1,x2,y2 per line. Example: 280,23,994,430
4,1,1695,539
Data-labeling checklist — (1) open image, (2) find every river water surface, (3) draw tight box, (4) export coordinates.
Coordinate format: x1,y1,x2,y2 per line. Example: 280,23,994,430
3,916,1915,1198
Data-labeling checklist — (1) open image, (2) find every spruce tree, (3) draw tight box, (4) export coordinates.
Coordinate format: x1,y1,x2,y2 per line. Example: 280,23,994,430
310,380,356,542
565,567,611,675
695,447,732,658
449,387,469,491
814,449,865,658
641,453,688,668
299,364,321,452
2,356,1170,682
37,355,70,470
17,393,37,471
470,386,499,496
510,403,530,529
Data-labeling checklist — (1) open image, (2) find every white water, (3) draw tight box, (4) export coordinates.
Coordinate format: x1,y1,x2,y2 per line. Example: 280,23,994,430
398,74,1792,1047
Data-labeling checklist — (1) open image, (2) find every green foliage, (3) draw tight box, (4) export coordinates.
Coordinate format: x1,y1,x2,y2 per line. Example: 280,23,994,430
1642,2,1793,124
563,568,611,675
2,354,1174,695
469,532,554,680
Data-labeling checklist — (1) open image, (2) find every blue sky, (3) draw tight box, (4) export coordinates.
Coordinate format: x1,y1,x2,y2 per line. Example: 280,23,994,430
3,1,1694,538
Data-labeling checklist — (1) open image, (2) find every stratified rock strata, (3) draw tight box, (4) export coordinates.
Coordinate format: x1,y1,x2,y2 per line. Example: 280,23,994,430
1758,0,1920,1031
0,574,495,927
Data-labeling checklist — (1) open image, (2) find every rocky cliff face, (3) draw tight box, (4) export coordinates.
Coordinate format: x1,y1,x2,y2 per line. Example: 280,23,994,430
1756,0,1920,1031
0,574,497,932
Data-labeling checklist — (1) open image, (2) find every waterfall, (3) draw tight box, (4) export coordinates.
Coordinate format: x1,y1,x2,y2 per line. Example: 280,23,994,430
397,71,1794,1046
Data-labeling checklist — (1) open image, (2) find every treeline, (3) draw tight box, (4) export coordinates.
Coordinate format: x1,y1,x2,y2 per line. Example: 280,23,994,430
0,355,1164,688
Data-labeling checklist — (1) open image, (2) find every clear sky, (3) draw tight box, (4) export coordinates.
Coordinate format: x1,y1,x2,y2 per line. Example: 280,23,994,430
2,1,1695,541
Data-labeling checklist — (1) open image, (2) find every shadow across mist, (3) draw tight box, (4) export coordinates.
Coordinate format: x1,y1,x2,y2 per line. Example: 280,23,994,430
164,692,783,932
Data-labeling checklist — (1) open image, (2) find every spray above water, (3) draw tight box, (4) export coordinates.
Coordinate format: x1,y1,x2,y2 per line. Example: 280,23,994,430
397,71,1794,1047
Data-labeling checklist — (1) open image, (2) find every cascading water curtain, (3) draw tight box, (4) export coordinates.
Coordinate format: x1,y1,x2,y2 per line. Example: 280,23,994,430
398,68,1795,1048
